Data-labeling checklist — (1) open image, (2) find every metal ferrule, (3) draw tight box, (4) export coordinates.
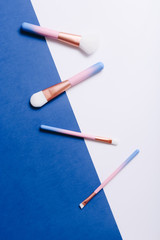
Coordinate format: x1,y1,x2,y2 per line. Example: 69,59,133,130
81,192,96,207
43,80,71,101
58,32,81,47
95,136,112,144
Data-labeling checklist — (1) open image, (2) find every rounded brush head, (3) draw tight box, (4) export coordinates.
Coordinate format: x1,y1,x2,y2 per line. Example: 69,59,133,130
30,91,47,108
79,34,98,55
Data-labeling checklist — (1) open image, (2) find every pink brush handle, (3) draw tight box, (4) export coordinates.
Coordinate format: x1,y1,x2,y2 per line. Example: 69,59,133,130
58,129,95,140
94,150,140,194
40,125,95,141
68,62,104,87
22,22,59,39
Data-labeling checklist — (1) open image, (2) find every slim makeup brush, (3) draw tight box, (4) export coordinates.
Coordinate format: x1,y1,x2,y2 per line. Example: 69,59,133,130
79,149,140,209
21,22,98,55
40,125,118,145
30,62,104,108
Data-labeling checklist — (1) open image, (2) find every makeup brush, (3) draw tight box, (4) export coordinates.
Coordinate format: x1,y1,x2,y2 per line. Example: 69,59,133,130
40,125,118,145
79,149,140,209
21,22,98,55
30,62,104,108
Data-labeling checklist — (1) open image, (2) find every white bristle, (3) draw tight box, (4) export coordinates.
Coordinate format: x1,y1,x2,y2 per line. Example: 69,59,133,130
79,203,84,209
79,34,98,55
112,139,118,145
30,91,48,108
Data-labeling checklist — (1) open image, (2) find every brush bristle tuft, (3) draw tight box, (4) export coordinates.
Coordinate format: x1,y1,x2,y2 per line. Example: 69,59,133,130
30,91,47,108
79,34,98,55
79,203,84,209
112,139,118,145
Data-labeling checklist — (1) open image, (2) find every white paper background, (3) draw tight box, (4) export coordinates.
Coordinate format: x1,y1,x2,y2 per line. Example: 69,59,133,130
31,1,160,239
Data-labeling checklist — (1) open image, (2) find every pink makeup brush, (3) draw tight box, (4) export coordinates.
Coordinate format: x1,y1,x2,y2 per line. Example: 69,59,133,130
30,62,104,108
79,149,140,209
22,22,98,55
40,125,118,145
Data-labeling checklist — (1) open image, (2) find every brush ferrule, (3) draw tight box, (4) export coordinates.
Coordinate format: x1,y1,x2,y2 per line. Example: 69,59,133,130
58,32,81,47
80,192,96,209
43,80,71,101
95,136,112,144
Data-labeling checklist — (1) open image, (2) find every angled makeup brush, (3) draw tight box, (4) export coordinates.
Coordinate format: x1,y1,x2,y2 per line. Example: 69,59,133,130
21,22,98,55
40,125,118,145
79,149,140,209
30,62,104,108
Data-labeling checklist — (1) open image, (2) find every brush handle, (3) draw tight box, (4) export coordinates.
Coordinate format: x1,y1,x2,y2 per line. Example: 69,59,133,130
40,125,95,140
40,125,116,145
94,149,140,194
80,149,139,209
22,22,59,39
68,62,104,87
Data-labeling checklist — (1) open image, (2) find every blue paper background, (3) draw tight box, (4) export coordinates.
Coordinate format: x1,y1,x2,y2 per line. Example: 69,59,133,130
0,0,121,239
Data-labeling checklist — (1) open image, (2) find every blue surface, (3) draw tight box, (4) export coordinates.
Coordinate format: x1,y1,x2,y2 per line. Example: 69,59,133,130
0,0,122,239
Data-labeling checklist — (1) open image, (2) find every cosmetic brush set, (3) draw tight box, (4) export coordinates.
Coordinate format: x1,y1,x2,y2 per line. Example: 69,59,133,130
22,22,140,209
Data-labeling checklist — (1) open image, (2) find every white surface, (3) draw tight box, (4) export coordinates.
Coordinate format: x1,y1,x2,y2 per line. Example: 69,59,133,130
31,1,160,239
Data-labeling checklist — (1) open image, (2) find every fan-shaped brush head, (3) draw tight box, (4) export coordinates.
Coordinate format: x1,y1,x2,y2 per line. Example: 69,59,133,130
79,34,99,55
